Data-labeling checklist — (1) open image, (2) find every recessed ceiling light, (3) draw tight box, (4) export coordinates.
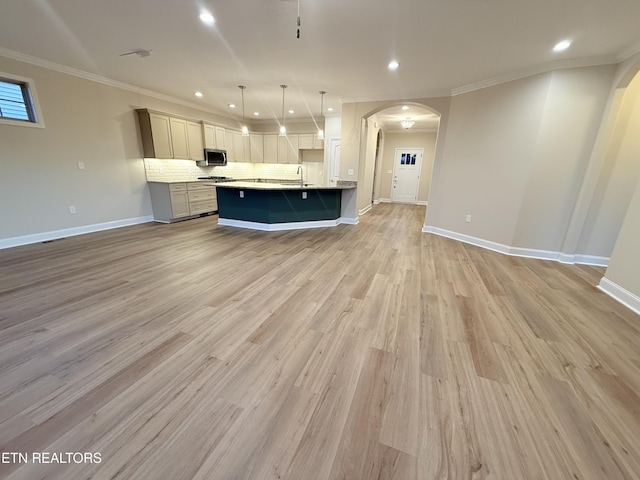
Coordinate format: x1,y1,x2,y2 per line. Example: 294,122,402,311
194,91,203,98
199,11,215,25
401,105,409,111
388,60,399,71
228,103,236,108
553,40,571,52
327,107,334,112
253,112,260,116
288,109,294,114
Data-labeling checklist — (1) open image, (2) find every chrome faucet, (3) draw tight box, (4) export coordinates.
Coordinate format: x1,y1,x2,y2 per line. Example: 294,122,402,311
297,165,303,186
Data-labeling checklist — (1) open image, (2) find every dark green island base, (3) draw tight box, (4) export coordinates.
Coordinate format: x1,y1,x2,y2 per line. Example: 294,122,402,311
215,183,353,231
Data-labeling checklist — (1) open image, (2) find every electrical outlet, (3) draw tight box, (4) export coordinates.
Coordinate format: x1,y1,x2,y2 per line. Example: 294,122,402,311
239,191,244,198
466,214,472,223
302,191,307,199
78,161,85,170
69,206,77,214
348,169,354,176
387,170,392,174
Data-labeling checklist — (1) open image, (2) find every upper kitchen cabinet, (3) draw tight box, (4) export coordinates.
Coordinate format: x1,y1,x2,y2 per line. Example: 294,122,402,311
299,133,324,150
169,117,189,159
187,121,204,161
137,110,173,158
250,134,264,163
263,134,278,163
278,134,299,164
203,123,216,149
136,109,204,160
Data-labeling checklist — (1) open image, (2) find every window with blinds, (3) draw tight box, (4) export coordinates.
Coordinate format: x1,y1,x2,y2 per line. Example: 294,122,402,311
0,78,36,123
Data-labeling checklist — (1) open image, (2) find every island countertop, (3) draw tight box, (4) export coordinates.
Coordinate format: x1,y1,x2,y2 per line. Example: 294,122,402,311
213,181,356,190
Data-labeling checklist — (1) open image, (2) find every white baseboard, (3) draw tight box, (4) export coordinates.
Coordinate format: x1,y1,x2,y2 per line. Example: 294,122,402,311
374,198,426,206
422,225,609,267
0,215,154,250
340,217,359,225
218,218,343,231
598,277,640,316
359,204,372,216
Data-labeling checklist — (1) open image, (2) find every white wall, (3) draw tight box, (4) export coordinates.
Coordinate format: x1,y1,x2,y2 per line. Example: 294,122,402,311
600,175,640,312
427,73,552,245
576,72,640,256
511,67,617,251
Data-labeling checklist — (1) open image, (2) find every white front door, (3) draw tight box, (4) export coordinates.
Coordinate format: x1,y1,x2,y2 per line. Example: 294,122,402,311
391,148,423,203
329,139,340,185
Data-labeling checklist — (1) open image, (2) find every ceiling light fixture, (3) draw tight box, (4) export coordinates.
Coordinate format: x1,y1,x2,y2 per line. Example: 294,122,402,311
327,107,334,112
239,85,249,136
317,90,326,141
199,11,215,25
388,60,399,71
280,85,287,136
553,40,571,52
194,91,203,98
401,105,409,111
228,103,236,109
288,109,295,114
119,49,152,58
401,117,415,129
253,112,260,116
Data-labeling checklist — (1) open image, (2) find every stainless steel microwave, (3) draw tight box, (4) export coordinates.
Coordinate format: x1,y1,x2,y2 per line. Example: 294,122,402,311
197,149,227,166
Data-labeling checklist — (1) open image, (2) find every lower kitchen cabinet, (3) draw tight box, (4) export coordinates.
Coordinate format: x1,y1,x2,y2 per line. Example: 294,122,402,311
148,182,217,223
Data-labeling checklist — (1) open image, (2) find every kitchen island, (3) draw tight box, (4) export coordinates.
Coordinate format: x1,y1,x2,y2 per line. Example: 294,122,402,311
214,181,357,231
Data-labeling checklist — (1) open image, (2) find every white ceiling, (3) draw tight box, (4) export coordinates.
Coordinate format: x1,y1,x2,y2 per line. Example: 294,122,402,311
1,0,639,127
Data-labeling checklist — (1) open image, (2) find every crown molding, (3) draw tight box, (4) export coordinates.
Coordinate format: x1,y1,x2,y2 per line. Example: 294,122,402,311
0,46,222,116
451,55,618,96
617,43,640,63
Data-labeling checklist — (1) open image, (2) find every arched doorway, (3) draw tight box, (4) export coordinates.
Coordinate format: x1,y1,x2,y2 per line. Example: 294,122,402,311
358,103,442,219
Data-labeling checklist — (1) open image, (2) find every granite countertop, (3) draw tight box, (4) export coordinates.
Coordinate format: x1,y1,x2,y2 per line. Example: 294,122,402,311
214,181,356,190
148,179,357,189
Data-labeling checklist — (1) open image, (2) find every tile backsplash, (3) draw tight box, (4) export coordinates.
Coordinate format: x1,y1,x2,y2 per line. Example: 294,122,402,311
144,159,324,184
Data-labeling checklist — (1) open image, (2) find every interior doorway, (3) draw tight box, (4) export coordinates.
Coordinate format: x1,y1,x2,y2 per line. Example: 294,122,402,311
391,148,423,203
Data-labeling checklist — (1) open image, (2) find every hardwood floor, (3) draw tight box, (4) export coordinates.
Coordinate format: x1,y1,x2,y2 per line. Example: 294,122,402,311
1,203,639,479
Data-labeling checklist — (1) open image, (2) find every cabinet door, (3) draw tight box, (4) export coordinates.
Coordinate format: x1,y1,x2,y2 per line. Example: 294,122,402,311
250,134,264,163
149,113,173,158
170,191,190,218
287,134,299,163
298,134,313,150
215,127,226,149
314,135,324,150
277,136,289,164
203,124,216,149
232,131,245,163
263,135,278,164
169,117,189,159
187,121,204,160
225,130,235,160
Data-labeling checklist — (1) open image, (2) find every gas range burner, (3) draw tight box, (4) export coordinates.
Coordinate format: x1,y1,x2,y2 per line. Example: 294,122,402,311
197,176,233,182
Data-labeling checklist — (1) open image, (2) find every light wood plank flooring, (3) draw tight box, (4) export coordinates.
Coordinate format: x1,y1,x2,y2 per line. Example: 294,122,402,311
1,203,639,479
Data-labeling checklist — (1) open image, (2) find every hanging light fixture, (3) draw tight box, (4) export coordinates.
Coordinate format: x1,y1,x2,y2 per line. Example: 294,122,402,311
239,85,249,136
401,117,415,129
280,85,287,136
317,90,326,141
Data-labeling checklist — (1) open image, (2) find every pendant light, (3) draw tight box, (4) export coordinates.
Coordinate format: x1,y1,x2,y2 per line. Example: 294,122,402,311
280,84,287,136
317,90,326,141
239,85,249,136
